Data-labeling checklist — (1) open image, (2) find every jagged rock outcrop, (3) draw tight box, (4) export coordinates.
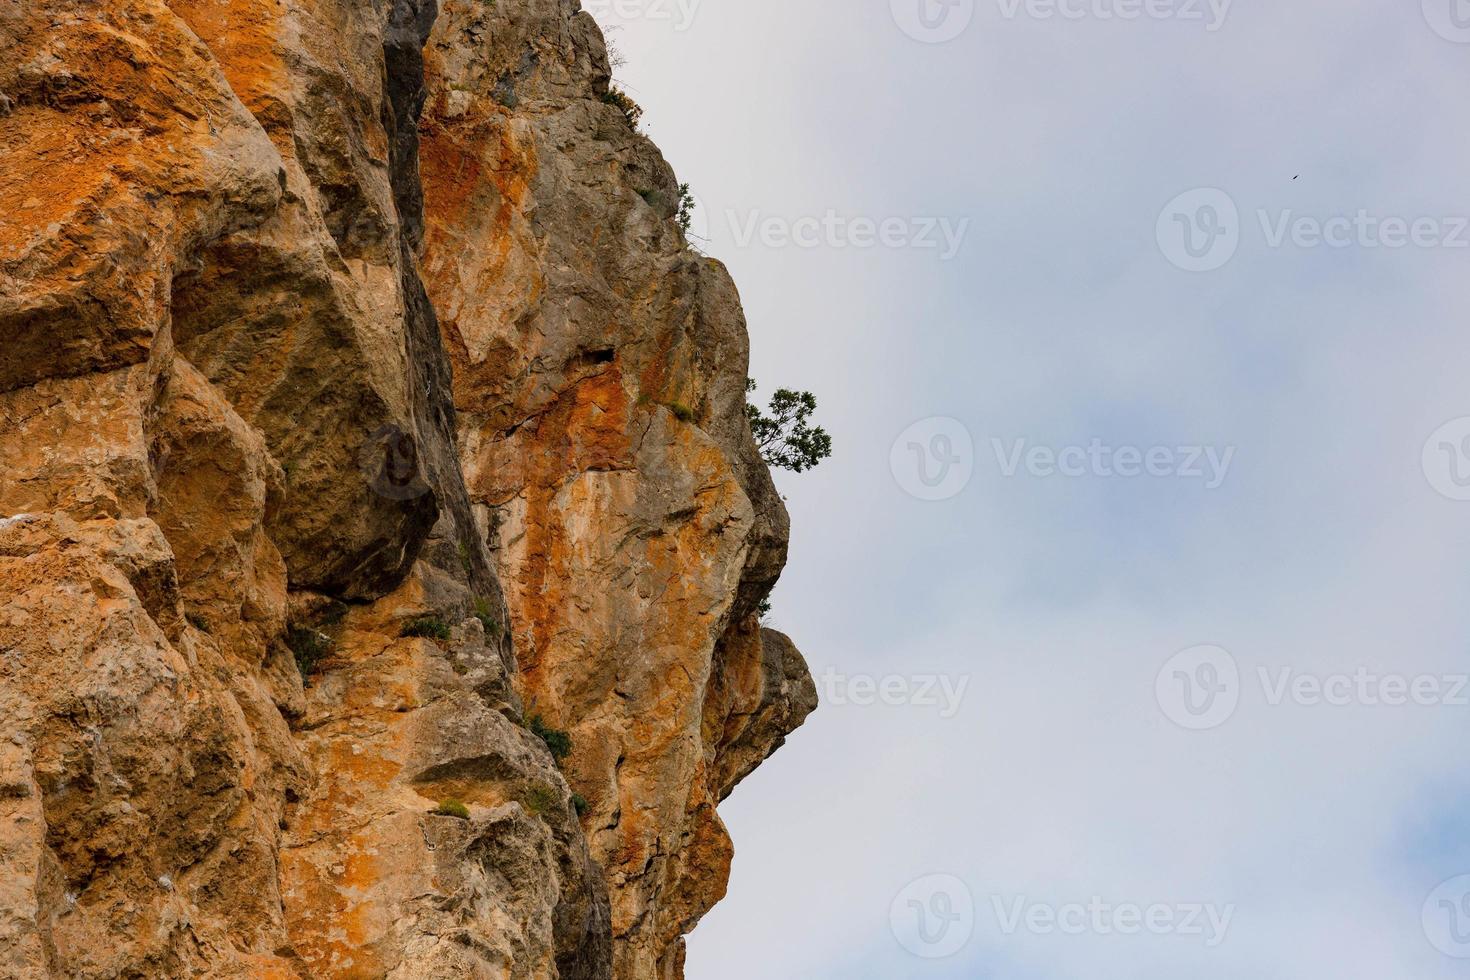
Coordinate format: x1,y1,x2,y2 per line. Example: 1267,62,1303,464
0,0,813,976
416,4,815,972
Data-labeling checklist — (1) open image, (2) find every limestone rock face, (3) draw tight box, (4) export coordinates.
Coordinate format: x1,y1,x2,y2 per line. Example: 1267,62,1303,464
0,0,813,976
279,569,611,979
416,4,810,973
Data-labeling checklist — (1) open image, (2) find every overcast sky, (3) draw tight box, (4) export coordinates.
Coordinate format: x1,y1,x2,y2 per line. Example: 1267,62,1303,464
586,1,1470,976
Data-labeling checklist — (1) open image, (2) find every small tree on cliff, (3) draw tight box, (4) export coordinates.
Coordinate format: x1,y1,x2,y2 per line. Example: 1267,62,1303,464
746,379,833,473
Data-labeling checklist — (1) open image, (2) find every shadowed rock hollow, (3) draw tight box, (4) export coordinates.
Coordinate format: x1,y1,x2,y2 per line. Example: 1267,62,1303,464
0,0,815,977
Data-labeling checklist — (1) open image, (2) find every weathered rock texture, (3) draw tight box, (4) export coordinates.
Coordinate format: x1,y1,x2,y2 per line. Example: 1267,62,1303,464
0,0,813,976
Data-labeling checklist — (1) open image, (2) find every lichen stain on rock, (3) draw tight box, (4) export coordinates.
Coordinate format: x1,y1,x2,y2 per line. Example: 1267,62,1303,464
419,105,545,421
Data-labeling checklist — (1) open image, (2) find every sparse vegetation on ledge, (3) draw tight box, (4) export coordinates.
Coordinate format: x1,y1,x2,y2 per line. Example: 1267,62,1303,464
527,713,573,762
401,616,452,642
519,782,560,817
473,598,501,637
434,799,470,820
602,87,643,128
287,626,332,679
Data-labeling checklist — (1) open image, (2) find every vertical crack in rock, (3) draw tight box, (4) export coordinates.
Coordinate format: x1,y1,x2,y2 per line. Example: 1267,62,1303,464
383,0,499,603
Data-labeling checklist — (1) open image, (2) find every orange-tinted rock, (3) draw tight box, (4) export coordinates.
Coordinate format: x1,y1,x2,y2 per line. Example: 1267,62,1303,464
1,0,812,975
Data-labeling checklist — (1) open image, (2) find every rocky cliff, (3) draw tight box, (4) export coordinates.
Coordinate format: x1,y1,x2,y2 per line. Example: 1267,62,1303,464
0,0,816,976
